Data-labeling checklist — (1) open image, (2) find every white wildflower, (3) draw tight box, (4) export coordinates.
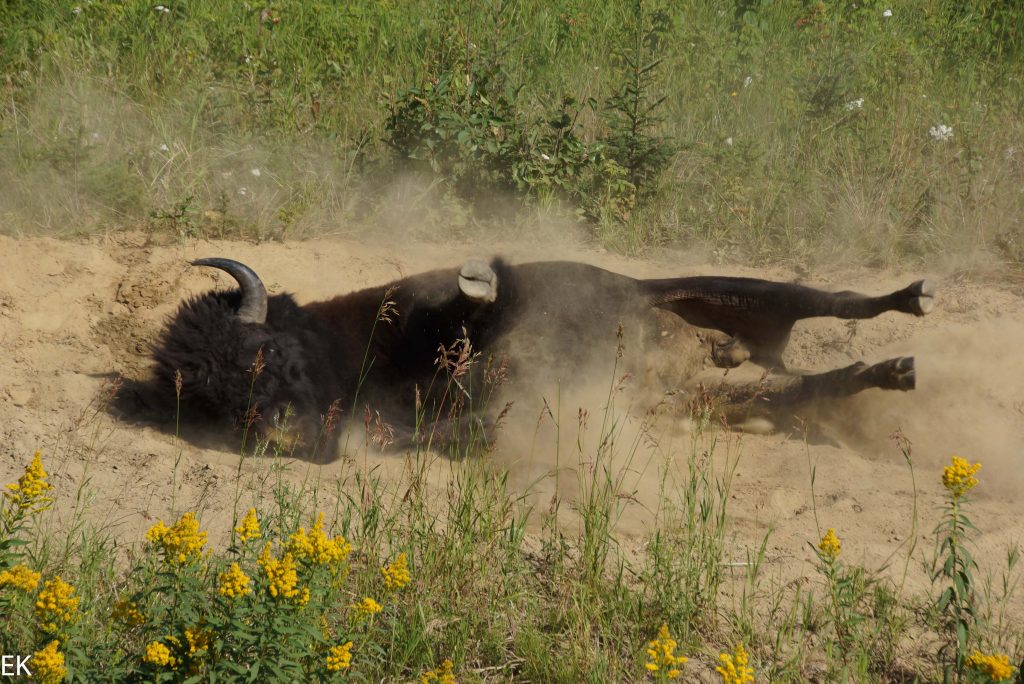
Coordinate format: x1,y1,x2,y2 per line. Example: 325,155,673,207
724,137,734,146
159,143,170,152
928,124,954,142
540,153,550,161
743,75,753,88
844,98,864,111
882,9,892,17
250,168,261,177
155,5,171,13
72,6,82,15
238,187,248,196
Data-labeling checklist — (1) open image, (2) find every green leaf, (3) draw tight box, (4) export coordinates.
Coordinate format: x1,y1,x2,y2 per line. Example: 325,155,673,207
956,620,968,650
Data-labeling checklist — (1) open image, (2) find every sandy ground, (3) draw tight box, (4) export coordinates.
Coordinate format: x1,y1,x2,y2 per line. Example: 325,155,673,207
1,231,1022,616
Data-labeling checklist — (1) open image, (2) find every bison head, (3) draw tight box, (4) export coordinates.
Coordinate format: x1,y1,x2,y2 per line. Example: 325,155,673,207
153,259,336,459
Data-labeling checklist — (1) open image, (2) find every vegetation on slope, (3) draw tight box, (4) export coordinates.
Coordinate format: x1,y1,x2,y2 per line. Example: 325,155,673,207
1,0,1022,265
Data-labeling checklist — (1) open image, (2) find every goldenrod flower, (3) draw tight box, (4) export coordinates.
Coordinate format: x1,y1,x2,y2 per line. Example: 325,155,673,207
218,562,252,598
258,545,302,601
30,640,66,684
144,640,178,669
966,651,1016,682
382,552,411,590
184,626,211,659
112,598,145,627
0,563,41,592
146,512,208,565
421,658,457,683
288,512,352,566
235,508,261,543
644,623,686,678
349,596,383,622
326,641,353,671
942,456,981,499
4,451,54,515
35,577,79,633
818,528,841,562
716,643,754,684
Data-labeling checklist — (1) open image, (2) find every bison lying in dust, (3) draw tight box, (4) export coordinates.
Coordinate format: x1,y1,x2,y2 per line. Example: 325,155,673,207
149,257,934,462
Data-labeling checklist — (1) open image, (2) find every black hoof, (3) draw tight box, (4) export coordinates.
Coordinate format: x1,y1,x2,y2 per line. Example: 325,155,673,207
855,356,915,391
907,279,935,316
879,356,915,391
459,260,498,303
893,356,915,390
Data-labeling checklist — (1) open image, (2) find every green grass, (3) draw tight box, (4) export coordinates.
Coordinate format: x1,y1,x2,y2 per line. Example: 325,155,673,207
1,0,1022,267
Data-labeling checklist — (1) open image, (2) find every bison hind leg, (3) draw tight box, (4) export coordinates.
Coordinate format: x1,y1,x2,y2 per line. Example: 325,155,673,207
459,259,499,303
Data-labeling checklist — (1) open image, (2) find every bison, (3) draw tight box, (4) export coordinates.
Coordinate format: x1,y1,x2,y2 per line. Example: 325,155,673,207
147,257,934,461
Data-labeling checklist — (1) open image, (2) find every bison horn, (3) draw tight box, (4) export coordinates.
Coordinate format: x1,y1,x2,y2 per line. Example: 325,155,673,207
191,258,268,325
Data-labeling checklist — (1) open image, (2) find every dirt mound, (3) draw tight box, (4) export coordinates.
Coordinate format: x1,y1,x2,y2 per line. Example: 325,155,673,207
1,232,1021,592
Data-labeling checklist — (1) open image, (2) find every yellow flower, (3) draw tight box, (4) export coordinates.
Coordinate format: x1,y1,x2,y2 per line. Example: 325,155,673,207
382,552,411,590
218,562,252,598
4,451,54,515
818,528,841,562
288,512,352,566
644,623,687,678
258,545,303,601
112,598,145,627
349,596,383,622
966,651,1016,682
716,643,755,684
0,563,41,592
30,640,66,684
942,456,981,498
235,508,261,543
326,642,353,671
144,640,178,669
146,512,208,565
35,577,79,633
421,658,457,683
185,626,211,659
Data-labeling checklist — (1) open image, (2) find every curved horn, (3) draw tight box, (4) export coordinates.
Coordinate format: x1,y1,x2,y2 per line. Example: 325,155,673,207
191,258,268,324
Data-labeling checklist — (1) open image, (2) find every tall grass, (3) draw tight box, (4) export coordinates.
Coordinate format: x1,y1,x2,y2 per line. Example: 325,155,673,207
1,0,1022,267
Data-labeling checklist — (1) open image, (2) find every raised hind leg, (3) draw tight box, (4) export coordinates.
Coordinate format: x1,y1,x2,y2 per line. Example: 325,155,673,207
645,276,934,368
